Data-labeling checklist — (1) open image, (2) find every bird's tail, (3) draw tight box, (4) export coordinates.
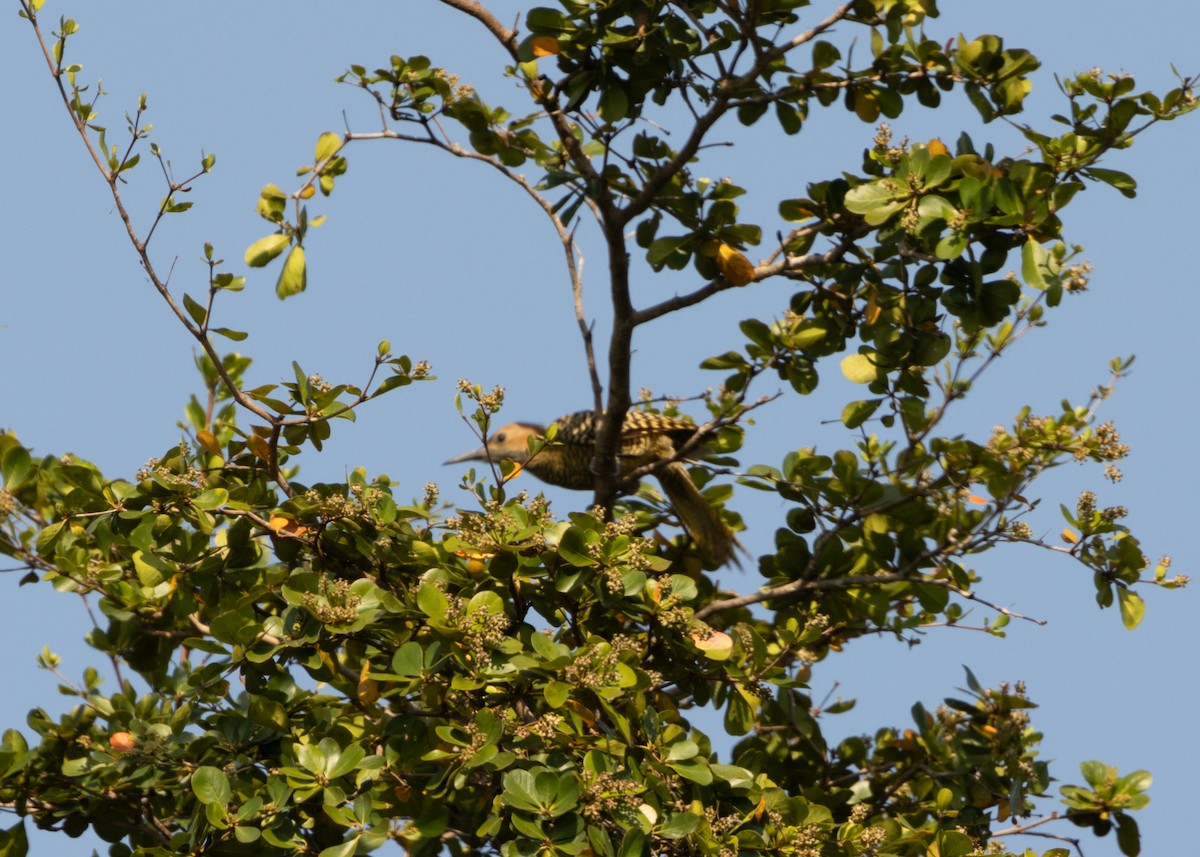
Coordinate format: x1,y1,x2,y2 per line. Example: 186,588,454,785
655,461,737,568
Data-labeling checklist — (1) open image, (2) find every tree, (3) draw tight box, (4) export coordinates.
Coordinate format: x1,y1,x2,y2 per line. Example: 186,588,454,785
1,0,1194,855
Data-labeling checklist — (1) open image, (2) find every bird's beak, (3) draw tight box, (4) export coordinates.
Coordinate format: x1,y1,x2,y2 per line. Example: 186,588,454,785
444,445,489,465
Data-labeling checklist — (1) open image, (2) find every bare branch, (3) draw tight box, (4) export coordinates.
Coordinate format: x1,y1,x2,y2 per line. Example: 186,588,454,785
18,2,296,495
436,0,519,54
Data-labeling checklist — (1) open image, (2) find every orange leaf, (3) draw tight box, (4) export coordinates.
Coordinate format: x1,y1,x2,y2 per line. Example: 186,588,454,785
1061,528,1079,545
691,629,734,660
530,36,560,57
563,698,597,727
928,137,950,158
268,515,311,537
109,731,136,752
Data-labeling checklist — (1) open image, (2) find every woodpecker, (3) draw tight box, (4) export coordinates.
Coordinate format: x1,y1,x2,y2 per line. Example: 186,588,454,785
445,410,735,567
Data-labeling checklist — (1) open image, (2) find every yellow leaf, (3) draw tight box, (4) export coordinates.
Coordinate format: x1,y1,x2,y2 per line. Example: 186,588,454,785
715,243,755,286
840,353,879,384
928,137,950,158
298,185,315,199
196,429,221,456
244,233,290,268
276,244,307,300
864,291,881,325
358,662,380,705
1061,528,1079,545
317,649,338,677
996,798,1011,821
530,35,560,57
246,434,271,462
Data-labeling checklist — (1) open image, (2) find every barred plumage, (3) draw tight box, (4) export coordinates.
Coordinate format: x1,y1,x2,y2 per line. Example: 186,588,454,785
446,410,735,567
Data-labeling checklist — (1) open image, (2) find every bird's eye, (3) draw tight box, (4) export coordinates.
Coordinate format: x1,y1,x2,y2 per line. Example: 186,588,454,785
495,432,506,443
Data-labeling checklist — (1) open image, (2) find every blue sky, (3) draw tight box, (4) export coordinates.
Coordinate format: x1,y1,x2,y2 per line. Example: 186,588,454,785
2,2,1197,854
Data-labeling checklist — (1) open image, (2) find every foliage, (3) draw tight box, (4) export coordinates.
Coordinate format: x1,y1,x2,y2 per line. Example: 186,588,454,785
2,1,1195,855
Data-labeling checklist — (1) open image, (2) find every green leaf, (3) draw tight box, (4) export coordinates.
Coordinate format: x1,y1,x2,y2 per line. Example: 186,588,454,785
646,235,689,268
192,766,232,807
526,6,570,33
557,526,598,568
0,820,29,857
245,233,291,268
844,182,906,225
1115,814,1141,857
416,583,448,621
598,85,629,122
938,830,975,857
191,488,229,511
182,292,207,326
1,446,31,490
935,787,954,812
1021,237,1048,290
317,838,360,857
248,696,289,732
1117,587,1144,629
617,828,646,857
392,641,424,677
657,811,699,839
841,399,881,428
314,131,341,164
1086,167,1137,198
544,681,571,708
1080,760,1110,787
327,743,366,779
501,769,542,812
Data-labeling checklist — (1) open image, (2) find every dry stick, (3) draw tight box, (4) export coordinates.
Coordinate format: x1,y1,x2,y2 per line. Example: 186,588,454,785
695,569,1046,625
344,123,603,405
990,813,1084,857
566,233,604,412
636,231,861,325
19,3,293,496
436,0,519,53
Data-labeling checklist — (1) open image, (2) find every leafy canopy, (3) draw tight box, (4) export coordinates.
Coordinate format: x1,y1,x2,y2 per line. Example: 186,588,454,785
1,1,1194,856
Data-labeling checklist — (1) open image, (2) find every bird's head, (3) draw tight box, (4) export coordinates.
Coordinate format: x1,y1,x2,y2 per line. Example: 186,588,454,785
444,422,547,466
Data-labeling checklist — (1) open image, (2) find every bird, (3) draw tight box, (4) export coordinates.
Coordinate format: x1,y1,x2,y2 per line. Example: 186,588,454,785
445,410,736,567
